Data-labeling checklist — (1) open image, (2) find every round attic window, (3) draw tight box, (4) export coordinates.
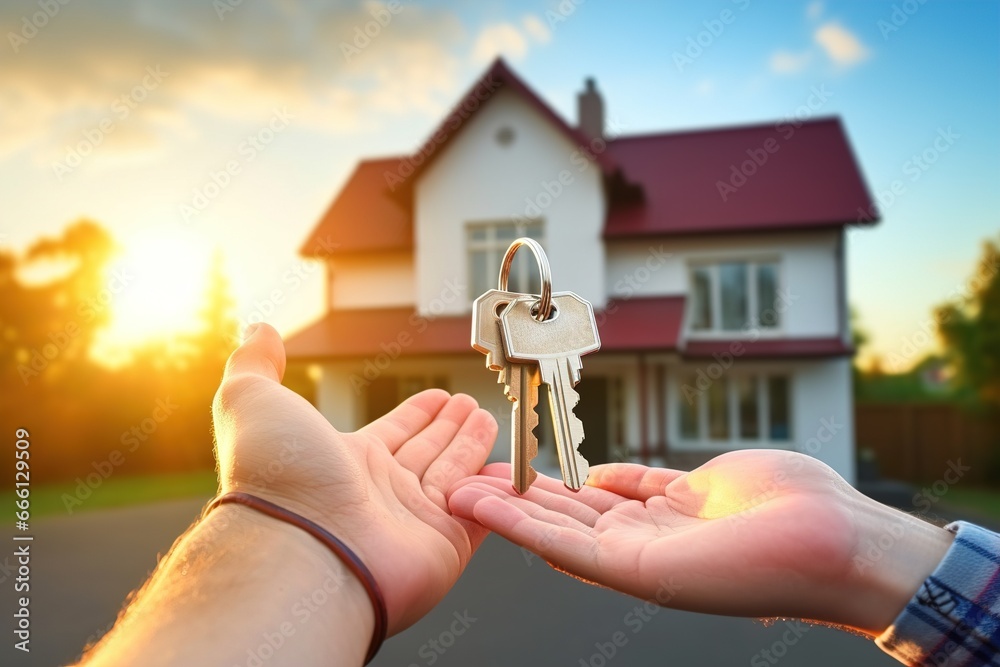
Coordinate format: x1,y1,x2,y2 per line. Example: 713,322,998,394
496,126,515,146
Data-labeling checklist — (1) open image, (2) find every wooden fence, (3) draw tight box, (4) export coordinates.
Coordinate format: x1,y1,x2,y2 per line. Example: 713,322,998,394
855,403,1000,484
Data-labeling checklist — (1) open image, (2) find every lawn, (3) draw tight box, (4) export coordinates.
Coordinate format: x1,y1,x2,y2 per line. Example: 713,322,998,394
6,469,219,519
943,487,1000,522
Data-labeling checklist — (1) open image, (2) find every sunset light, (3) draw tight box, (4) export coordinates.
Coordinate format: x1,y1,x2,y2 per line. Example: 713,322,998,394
97,228,214,357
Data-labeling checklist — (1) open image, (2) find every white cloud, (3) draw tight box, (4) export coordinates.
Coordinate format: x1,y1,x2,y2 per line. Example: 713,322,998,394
814,22,870,67
0,0,469,162
521,14,551,44
806,1,824,20
471,21,529,63
695,79,714,96
770,49,813,74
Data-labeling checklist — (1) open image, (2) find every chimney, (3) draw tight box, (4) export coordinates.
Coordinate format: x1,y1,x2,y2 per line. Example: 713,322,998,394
577,77,604,140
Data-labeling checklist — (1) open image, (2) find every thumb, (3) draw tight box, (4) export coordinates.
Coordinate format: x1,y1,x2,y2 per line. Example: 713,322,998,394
223,323,287,383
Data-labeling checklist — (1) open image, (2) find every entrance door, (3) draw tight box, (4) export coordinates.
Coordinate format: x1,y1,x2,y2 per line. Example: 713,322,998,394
576,377,610,465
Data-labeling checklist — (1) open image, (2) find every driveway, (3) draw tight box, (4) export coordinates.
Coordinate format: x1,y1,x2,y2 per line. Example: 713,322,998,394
1,497,907,667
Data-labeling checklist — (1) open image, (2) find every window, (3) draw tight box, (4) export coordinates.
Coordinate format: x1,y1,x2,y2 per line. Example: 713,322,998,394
689,261,781,332
678,373,791,444
467,221,544,299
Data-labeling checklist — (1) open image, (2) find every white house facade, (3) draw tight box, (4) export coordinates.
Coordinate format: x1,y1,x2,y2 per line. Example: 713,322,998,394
286,59,877,484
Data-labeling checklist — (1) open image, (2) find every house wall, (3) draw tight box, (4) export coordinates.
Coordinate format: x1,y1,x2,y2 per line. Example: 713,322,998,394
314,353,856,484
328,251,415,309
605,230,842,339
414,87,607,314
662,356,855,484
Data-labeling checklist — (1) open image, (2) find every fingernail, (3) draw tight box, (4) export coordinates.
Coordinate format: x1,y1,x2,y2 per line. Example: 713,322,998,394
242,323,261,341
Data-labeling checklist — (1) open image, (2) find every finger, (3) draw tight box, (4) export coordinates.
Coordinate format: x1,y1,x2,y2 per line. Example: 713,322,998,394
449,484,600,578
457,482,596,534
394,394,479,477
421,408,498,509
452,475,601,527
223,323,286,383
476,462,628,513
587,463,687,501
357,389,451,454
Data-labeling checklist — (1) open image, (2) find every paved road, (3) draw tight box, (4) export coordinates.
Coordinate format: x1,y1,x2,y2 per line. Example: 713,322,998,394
1,498,902,667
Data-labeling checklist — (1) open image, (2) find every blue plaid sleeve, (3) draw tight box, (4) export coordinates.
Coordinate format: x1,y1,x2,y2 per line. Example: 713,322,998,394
877,521,1000,666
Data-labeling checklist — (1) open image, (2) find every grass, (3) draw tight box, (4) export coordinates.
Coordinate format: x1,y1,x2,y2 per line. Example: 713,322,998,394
942,487,1000,522
4,469,219,519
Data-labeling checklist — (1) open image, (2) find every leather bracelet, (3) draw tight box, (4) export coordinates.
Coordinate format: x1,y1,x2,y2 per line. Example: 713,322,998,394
202,491,388,664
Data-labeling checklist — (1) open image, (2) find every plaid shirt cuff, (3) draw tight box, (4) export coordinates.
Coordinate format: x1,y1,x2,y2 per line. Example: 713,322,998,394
877,521,1000,666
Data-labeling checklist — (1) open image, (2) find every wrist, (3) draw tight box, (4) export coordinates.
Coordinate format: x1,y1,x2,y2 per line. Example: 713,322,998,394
203,504,377,663
833,494,953,635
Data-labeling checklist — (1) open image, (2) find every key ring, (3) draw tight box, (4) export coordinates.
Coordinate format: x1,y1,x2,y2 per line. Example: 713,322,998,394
498,237,552,322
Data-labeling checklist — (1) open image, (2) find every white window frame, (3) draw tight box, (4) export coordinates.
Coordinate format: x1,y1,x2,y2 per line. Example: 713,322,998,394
686,259,784,338
466,220,545,302
673,370,793,450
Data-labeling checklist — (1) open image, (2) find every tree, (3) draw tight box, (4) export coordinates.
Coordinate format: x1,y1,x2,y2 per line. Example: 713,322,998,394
194,249,238,370
936,237,1000,407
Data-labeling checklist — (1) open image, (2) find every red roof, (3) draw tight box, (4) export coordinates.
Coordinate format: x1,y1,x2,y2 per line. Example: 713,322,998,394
285,297,686,360
301,61,877,256
284,296,849,361
300,157,411,256
605,119,877,239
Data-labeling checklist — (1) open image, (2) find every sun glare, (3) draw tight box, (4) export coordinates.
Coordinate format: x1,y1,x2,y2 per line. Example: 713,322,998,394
96,228,213,360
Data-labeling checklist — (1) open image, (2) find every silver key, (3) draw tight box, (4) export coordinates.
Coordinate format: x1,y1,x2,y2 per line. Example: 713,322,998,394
471,289,541,494
500,292,601,490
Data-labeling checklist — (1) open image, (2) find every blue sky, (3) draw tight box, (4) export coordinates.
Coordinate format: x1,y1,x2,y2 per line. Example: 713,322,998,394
1,0,997,366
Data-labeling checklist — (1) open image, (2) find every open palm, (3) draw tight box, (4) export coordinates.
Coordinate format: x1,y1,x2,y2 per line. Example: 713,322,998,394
449,451,904,632
213,324,498,633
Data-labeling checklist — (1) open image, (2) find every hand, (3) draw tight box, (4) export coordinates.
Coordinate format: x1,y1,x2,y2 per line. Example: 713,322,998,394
213,324,498,633
449,450,953,635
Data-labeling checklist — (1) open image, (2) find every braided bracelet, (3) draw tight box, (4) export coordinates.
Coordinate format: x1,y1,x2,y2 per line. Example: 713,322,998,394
203,492,388,664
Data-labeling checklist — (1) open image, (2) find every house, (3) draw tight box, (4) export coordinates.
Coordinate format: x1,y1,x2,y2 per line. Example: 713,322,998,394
285,58,878,484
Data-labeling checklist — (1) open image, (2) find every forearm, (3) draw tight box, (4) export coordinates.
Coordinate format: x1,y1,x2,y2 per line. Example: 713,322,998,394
77,504,374,667
828,492,954,636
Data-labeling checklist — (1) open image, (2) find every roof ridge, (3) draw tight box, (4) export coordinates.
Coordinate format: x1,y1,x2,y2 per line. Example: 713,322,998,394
611,115,843,142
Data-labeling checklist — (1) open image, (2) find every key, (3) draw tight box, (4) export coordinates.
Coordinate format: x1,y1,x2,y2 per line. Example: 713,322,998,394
500,292,601,490
471,289,541,494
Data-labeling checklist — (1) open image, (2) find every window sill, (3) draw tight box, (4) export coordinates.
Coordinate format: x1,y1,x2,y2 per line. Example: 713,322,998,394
671,439,795,452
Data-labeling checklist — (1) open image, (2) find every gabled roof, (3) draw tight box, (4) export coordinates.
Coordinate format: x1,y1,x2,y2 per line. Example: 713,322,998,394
604,118,877,239
299,156,411,256
301,61,879,257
